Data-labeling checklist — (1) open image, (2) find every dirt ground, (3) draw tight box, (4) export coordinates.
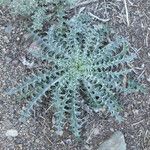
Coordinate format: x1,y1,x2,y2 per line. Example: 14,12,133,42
0,0,150,150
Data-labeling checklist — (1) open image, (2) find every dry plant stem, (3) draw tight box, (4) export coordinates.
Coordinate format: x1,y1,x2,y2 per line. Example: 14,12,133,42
123,0,130,26
145,31,149,47
88,12,110,22
86,124,96,143
71,0,99,9
137,69,146,80
132,119,144,127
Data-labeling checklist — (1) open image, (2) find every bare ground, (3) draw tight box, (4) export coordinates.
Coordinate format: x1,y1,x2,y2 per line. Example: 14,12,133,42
0,0,150,150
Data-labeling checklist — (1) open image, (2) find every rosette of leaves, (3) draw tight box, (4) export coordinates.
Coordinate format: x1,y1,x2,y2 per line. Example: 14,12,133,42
0,0,77,30
7,13,143,137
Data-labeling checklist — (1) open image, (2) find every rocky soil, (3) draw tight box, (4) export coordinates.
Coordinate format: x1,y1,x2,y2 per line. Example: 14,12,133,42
0,0,150,150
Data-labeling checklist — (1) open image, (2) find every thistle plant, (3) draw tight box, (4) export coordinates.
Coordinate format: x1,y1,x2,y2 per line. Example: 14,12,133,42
0,0,77,30
7,13,143,137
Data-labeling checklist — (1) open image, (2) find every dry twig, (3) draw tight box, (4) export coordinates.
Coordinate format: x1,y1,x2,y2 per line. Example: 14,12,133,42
88,12,110,22
74,0,99,8
123,0,130,26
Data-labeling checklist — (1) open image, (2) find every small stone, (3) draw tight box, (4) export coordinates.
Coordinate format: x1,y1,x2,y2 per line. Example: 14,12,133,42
85,144,93,150
93,128,99,135
50,129,55,133
94,107,106,113
16,144,23,149
52,116,55,125
141,64,145,68
2,48,6,53
16,37,20,41
97,131,126,150
5,24,13,34
133,109,139,115
3,36,9,43
56,130,63,136
65,139,72,144
110,128,114,132
5,129,18,137
12,30,15,34
147,77,150,82
124,112,128,118
20,32,24,35
60,141,65,145
1,26,5,30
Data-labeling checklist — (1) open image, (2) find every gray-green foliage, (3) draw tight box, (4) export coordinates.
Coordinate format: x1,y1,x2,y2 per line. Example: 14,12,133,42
0,0,76,30
7,13,143,137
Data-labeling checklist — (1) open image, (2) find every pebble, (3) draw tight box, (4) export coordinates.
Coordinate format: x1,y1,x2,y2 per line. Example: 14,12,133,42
56,130,63,136
16,37,20,41
124,112,128,118
50,129,55,133
65,139,72,144
97,131,126,150
110,128,114,132
2,48,6,53
5,129,18,137
147,77,150,82
5,24,13,34
85,144,93,150
3,36,9,43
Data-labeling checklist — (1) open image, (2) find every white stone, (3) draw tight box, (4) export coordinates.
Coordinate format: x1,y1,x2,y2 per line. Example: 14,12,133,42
97,131,126,150
5,129,18,137
56,130,63,136
147,77,150,82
